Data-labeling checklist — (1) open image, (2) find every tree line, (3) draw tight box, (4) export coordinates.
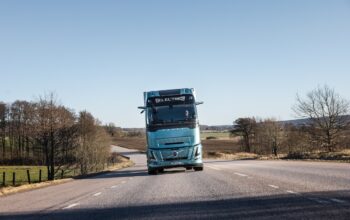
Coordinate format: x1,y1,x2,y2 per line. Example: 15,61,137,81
231,85,350,156
0,93,111,180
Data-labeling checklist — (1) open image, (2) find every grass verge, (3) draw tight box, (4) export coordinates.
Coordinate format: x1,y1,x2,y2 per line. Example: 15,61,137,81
0,158,134,197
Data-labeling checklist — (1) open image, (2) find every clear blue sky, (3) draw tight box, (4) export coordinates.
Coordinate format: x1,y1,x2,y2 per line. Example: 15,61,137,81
1,0,350,127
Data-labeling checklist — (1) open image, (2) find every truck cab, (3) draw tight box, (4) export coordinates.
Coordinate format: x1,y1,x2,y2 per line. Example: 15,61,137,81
138,88,204,175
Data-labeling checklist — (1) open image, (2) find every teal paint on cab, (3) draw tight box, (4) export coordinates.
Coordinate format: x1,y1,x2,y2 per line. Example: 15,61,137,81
139,88,203,174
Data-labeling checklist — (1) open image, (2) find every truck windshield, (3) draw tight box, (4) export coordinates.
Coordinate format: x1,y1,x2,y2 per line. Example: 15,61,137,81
148,104,197,125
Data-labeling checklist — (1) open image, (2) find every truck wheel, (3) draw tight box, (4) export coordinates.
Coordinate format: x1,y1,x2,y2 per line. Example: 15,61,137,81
148,169,158,175
194,166,204,171
186,167,193,171
158,168,164,173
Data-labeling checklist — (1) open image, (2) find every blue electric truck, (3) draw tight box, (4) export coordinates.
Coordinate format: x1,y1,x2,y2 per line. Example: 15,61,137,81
138,88,204,175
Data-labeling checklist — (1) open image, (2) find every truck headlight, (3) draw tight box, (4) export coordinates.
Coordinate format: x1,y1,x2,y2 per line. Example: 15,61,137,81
149,151,156,160
194,146,201,159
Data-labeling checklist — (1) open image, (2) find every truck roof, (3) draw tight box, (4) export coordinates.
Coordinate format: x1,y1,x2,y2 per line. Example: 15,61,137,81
144,88,196,99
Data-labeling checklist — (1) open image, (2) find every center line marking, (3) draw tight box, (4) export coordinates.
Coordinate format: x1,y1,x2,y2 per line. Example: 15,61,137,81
63,203,79,210
93,192,102,197
330,198,347,204
308,198,330,204
111,185,118,189
234,172,248,177
268,185,279,189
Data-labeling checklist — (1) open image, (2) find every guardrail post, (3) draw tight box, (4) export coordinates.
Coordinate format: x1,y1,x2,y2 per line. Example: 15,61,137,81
39,169,42,183
2,172,5,186
12,172,15,186
61,170,64,179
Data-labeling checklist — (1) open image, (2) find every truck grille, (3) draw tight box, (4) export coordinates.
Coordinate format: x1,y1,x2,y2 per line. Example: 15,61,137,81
164,156,188,161
160,147,190,161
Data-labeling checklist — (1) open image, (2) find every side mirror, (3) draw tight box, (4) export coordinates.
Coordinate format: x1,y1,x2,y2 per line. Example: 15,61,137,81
196,101,204,105
138,106,146,114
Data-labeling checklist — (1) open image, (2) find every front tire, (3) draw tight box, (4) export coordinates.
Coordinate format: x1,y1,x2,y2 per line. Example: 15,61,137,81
194,166,204,171
148,168,158,175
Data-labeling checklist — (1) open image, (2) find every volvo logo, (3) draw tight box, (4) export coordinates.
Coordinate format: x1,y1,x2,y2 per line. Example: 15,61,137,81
173,151,178,157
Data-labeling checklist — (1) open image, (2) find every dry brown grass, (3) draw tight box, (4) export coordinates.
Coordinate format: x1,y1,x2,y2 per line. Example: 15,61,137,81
283,149,350,162
112,137,147,152
111,137,241,158
0,159,134,197
0,178,73,197
204,152,259,160
111,137,350,162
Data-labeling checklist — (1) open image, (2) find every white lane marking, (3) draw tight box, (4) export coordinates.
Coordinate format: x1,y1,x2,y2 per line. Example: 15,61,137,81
63,203,79,210
268,185,279,189
111,185,118,189
121,181,127,184
330,198,347,204
308,198,330,204
93,192,102,197
234,172,248,177
286,190,299,195
206,165,221,171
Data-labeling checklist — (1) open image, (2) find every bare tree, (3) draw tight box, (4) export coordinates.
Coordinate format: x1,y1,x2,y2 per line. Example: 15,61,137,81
282,123,311,154
1,93,112,176
231,118,256,152
76,111,110,175
255,119,283,156
77,111,97,175
293,85,350,152
54,106,77,176
34,93,65,180
0,102,8,160
104,123,116,137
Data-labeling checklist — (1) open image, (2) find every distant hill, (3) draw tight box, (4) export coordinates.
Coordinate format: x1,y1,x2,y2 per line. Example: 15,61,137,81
280,115,350,127
200,125,233,131
201,115,350,131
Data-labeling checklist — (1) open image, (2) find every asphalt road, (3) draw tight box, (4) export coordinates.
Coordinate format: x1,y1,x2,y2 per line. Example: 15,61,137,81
1,146,350,220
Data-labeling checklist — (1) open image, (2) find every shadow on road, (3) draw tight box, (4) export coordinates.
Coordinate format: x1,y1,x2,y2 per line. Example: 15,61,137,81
91,169,149,178
2,190,349,220
82,167,187,179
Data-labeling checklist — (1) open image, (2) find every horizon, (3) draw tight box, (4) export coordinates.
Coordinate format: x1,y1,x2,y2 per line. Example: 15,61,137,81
1,0,350,128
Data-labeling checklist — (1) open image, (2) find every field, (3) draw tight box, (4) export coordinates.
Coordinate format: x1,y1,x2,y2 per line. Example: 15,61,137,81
0,163,118,187
111,136,350,162
201,131,232,140
0,166,86,186
112,134,241,157
0,166,48,186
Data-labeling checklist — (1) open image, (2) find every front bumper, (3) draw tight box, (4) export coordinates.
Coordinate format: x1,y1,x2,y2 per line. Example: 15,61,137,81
147,144,203,169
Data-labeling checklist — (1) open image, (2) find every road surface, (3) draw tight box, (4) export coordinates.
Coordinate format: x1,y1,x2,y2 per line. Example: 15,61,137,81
0,146,350,219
